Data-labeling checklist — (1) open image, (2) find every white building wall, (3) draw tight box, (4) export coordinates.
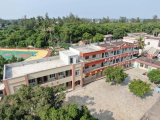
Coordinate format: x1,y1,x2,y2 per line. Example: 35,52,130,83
59,51,69,65
69,47,80,55
144,39,160,49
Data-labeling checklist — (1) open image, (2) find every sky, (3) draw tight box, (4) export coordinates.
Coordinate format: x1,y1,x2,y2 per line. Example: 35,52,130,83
0,0,160,19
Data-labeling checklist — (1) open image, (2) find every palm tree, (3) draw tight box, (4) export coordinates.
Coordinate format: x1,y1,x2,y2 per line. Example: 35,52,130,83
137,36,146,50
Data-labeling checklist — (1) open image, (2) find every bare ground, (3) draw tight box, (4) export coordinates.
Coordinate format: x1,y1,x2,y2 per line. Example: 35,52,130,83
63,68,160,120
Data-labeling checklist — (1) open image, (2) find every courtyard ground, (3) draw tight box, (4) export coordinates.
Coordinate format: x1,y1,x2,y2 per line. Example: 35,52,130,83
63,68,160,120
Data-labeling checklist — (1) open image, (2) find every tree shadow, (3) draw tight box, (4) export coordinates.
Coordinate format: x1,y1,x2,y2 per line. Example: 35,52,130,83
120,75,131,86
63,95,115,120
92,109,115,120
141,89,154,99
63,95,95,108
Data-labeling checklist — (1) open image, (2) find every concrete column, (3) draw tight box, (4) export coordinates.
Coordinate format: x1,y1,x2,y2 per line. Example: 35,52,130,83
41,76,44,84
56,73,58,80
69,81,72,87
80,62,84,87
48,75,50,81
71,64,75,90
25,75,29,86
35,78,38,85
69,70,71,76
3,80,10,95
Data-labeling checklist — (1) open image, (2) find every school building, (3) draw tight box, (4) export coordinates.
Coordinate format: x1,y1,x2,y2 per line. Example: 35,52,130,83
3,40,139,95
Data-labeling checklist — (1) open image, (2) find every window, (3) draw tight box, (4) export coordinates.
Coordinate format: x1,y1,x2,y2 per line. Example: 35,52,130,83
129,47,131,50
58,72,63,76
0,91,3,94
104,62,107,65
92,65,96,67
85,76,88,78
85,56,89,59
75,70,80,76
105,52,108,57
70,58,73,64
140,63,143,67
59,83,64,87
85,66,89,69
125,48,127,51
145,64,148,69
50,74,55,78
148,42,150,45
29,79,35,84
111,51,113,54
92,55,96,58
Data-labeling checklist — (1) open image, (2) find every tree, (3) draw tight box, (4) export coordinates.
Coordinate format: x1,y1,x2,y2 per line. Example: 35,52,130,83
119,17,128,23
0,85,66,119
129,79,151,97
113,28,126,39
136,36,145,50
104,66,128,84
152,15,159,23
0,85,98,120
93,33,104,42
101,17,110,23
152,28,160,36
39,104,99,120
130,18,136,23
82,32,92,40
147,69,160,84
136,17,140,23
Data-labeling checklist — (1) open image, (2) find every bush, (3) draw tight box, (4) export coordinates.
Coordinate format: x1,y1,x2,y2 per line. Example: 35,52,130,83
129,79,151,97
147,69,160,84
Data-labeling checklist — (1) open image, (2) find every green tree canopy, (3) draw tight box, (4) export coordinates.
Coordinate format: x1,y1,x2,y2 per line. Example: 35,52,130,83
0,85,65,119
82,32,92,40
39,104,98,120
0,85,98,120
104,66,128,84
128,79,151,97
136,36,146,50
93,33,104,42
147,69,160,84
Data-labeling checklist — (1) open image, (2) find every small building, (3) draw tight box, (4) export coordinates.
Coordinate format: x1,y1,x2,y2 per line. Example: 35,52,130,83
104,34,113,41
144,37,160,49
134,57,160,72
123,32,160,49
141,47,160,59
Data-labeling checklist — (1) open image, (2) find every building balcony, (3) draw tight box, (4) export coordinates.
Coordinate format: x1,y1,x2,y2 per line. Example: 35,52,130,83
84,50,138,67
30,76,72,88
84,57,137,76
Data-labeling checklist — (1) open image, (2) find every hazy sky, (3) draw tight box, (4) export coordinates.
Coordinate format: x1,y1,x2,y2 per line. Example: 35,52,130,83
1,0,160,19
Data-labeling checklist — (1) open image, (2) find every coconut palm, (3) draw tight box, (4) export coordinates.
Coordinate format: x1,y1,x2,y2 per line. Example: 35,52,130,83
137,36,146,50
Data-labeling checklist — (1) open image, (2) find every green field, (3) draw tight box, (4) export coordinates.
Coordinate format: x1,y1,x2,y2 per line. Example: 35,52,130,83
0,50,37,60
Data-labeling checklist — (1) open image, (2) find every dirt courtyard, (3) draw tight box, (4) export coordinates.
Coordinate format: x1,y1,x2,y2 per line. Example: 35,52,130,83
63,68,160,120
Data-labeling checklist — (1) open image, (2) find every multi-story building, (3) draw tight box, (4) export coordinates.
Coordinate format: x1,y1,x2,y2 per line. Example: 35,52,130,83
2,40,139,95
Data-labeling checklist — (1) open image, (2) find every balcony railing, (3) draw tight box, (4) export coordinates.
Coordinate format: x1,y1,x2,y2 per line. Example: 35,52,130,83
84,50,138,67
30,75,72,87
84,57,137,76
